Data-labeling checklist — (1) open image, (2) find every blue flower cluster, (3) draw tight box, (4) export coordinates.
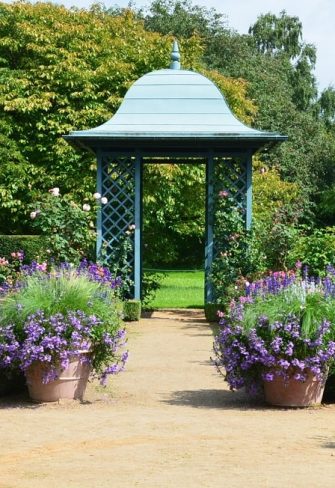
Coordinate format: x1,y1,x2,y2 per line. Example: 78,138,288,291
0,310,127,385
214,317,335,393
214,270,335,394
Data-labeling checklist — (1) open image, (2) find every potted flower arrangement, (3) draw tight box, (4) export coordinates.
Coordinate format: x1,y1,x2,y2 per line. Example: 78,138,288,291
0,260,128,402
213,267,335,407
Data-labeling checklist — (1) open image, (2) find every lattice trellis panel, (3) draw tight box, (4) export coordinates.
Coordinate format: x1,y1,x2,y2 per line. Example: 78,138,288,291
214,156,247,209
100,155,136,284
205,155,250,303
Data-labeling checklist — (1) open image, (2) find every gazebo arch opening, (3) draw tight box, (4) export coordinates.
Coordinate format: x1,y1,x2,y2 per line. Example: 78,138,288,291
142,158,206,279
64,41,286,303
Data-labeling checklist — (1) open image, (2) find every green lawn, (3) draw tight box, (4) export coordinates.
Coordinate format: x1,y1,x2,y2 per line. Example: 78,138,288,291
146,269,204,308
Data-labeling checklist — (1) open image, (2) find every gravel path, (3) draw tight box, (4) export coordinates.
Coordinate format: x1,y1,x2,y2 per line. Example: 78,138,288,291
0,309,335,487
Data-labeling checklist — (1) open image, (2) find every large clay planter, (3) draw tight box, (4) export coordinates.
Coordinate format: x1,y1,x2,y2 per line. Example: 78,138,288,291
264,371,327,407
25,356,91,402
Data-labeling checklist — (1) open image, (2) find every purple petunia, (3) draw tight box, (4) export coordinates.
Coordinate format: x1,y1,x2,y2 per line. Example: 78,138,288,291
214,268,335,394
0,310,128,385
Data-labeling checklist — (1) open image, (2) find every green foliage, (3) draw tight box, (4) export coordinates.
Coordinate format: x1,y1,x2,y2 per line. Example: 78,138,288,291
204,303,223,322
249,10,303,59
317,87,335,128
0,235,47,262
143,163,205,267
0,1,202,235
252,162,304,270
210,191,261,306
317,185,335,226
142,0,227,38
0,269,121,328
288,227,335,276
29,190,96,264
242,282,335,340
98,233,134,299
123,300,141,321
141,271,165,307
2,0,335,276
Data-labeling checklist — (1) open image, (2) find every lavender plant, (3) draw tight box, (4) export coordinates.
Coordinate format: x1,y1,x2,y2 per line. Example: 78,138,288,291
213,268,335,394
0,263,127,385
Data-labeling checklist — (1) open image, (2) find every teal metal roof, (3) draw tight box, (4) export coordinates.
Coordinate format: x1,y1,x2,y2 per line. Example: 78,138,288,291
65,42,286,151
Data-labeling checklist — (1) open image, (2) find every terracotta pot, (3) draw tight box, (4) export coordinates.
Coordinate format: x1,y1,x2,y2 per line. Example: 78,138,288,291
264,371,327,407
25,355,91,402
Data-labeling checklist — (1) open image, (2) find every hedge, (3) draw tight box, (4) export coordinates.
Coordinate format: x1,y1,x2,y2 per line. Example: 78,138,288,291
0,235,47,262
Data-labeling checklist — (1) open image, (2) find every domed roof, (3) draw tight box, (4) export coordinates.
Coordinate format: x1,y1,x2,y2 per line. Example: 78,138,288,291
65,42,286,151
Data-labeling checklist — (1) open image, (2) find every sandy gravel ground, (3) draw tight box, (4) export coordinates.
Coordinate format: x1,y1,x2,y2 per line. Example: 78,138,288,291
0,309,335,488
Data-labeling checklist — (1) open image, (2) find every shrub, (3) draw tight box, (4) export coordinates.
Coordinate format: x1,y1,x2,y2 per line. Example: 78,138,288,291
209,190,262,306
0,235,47,262
204,303,223,322
29,188,98,264
288,226,335,275
123,300,141,321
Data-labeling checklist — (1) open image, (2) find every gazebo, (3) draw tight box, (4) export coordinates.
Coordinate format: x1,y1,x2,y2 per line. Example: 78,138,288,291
64,41,286,302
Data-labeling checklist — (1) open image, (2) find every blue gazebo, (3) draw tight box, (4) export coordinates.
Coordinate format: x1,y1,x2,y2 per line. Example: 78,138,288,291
64,42,286,302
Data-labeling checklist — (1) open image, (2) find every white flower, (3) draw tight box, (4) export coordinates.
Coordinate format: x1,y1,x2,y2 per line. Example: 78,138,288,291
82,204,91,212
30,211,37,219
101,196,108,204
93,192,101,199
49,187,60,196
129,224,136,231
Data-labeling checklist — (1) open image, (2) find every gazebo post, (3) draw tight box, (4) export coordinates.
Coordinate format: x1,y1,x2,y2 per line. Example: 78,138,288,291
205,153,214,303
134,154,142,300
246,151,253,231
96,150,103,259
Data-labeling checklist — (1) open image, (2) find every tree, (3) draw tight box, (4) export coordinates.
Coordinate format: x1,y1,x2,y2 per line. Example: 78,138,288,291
142,0,227,39
249,11,317,110
0,2,202,233
249,10,303,58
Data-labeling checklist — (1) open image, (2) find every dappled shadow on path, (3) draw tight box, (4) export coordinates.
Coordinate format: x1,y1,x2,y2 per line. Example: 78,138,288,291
162,388,266,410
145,309,208,325
0,391,94,410
0,391,42,410
322,441,335,448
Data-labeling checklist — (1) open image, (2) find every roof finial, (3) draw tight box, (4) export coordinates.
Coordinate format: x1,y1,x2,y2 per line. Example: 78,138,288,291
170,40,181,70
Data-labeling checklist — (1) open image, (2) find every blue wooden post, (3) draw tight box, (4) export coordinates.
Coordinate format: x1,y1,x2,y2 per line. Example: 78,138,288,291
246,152,253,230
134,155,142,300
96,150,103,259
205,154,214,303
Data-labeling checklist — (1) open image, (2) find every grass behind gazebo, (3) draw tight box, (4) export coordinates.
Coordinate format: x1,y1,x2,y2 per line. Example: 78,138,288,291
146,269,204,308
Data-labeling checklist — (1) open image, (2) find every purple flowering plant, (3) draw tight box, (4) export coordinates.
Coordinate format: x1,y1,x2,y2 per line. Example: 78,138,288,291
213,267,335,394
0,261,127,386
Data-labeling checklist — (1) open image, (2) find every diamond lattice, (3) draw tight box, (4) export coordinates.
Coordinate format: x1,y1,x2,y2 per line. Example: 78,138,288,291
101,155,135,272
214,156,247,209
